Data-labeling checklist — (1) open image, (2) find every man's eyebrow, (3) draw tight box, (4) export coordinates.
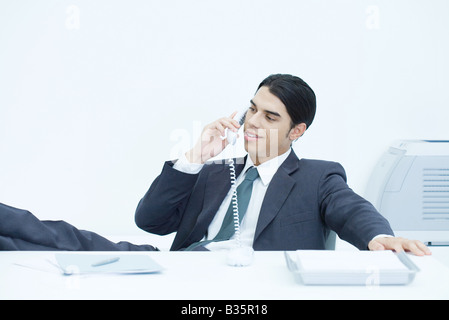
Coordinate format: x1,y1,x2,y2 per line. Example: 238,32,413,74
265,110,281,118
250,99,281,118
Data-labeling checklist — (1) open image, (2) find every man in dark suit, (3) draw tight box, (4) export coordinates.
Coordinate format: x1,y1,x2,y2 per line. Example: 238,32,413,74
135,74,430,255
0,74,431,255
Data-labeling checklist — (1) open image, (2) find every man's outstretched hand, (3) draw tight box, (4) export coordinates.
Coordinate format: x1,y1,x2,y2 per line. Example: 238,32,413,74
368,237,432,256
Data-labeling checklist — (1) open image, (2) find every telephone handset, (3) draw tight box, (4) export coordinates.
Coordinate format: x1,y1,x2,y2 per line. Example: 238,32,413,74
224,110,254,267
226,110,246,146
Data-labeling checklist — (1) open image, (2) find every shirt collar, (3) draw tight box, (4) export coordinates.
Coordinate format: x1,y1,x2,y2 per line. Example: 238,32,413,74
243,148,292,186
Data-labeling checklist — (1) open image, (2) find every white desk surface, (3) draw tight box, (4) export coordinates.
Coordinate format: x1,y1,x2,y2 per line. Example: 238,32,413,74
1,248,449,300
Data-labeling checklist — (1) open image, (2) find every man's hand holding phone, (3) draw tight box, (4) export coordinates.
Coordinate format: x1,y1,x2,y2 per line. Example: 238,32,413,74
185,111,241,164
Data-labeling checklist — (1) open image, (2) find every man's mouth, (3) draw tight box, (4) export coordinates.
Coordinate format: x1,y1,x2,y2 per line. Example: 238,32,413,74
244,131,261,141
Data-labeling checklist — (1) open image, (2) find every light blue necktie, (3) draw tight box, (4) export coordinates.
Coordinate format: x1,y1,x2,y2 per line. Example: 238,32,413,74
185,167,259,250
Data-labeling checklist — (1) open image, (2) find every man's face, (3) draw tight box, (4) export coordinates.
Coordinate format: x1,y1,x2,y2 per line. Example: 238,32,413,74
243,86,305,165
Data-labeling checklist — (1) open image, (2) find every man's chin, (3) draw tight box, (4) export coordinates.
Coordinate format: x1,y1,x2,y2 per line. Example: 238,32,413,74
244,145,268,164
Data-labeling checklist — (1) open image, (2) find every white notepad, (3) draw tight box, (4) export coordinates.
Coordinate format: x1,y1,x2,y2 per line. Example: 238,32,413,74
55,253,163,275
285,250,419,285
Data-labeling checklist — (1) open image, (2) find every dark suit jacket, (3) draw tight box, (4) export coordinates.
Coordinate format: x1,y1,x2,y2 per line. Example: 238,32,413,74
135,150,393,251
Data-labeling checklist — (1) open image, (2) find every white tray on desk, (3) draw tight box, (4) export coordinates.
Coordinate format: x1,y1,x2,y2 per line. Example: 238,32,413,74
284,250,419,286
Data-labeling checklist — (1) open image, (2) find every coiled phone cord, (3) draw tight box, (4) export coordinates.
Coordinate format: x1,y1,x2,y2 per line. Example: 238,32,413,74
224,110,254,266
228,158,242,248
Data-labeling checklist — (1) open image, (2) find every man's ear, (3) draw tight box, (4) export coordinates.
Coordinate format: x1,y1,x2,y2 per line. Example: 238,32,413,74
289,123,307,141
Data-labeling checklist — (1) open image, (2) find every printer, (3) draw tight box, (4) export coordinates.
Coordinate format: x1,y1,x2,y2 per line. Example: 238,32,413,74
365,140,449,245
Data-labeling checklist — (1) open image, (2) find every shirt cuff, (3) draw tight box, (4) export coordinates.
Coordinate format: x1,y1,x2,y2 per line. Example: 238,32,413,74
173,152,204,174
371,234,394,241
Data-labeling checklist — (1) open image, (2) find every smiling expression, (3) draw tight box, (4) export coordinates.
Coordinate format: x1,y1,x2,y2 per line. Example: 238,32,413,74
243,86,306,165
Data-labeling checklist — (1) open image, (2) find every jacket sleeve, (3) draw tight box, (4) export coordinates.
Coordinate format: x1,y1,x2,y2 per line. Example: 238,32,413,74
318,162,394,250
134,161,200,235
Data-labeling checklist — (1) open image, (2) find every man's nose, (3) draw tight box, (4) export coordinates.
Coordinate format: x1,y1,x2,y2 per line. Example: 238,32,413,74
246,112,262,128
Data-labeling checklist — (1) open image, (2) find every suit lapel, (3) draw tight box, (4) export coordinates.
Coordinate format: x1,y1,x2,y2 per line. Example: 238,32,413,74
253,151,300,242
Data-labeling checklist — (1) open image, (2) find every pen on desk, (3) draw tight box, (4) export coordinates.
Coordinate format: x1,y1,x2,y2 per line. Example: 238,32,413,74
91,257,120,267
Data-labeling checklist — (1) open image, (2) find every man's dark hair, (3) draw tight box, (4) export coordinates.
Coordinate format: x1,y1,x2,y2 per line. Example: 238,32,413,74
257,74,316,130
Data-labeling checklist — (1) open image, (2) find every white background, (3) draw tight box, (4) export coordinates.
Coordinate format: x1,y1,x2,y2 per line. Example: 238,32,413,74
1,0,448,239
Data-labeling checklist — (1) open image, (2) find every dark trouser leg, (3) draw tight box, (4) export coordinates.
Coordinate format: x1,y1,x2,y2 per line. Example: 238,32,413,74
0,203,157,251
